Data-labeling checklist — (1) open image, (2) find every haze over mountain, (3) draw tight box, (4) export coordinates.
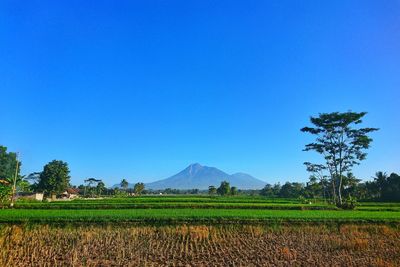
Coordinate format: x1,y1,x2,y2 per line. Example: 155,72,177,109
113,163,266,190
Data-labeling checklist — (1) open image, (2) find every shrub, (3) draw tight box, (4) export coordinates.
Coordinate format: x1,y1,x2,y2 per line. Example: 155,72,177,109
339,197,357,210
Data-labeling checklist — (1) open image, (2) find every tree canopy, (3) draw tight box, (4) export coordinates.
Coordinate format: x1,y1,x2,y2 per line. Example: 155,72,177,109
37,160,71,196
120,179,129,190
301,111,378,206
0,146,20,182
217,181,231,196
133,182,145,195
367,172,400,202
0,146,21,204
208,185,217,195
84,178,104,197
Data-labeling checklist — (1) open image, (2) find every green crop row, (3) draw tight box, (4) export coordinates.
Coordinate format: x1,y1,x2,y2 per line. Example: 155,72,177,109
16,196,324,205
13,202,333,210
67,196,306,204
1,209,400,223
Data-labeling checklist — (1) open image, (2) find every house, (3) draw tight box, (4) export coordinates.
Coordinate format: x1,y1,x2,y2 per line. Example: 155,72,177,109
61,188,80,199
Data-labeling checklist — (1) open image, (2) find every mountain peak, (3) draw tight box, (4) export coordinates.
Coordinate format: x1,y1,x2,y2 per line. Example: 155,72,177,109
146,164,266,190
189,163,202,168
185,163,204,176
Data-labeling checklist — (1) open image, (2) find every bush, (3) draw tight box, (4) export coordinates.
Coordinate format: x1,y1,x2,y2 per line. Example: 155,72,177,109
338,197,357,210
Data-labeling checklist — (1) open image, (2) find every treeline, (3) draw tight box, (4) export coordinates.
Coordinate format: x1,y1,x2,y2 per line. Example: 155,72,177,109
259,172,400,202
365,172,400,202
2,144,400,205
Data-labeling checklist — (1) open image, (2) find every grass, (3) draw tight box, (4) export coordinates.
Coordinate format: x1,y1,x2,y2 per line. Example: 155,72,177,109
1,208,400,223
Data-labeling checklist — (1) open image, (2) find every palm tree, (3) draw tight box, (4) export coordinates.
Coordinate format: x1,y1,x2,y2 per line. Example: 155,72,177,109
373,171,388,198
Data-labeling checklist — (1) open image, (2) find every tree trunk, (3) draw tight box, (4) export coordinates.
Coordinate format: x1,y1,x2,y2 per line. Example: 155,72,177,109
331,179,337,205
337,176,343,206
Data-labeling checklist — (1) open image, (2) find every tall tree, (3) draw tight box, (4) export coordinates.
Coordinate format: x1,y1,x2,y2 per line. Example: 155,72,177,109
37,160,70,197
301,111,378,206
120,179,129,191
373,171,388,199
96,181,106,196
217,181,231,196
84,178,102,197
133,182,145,195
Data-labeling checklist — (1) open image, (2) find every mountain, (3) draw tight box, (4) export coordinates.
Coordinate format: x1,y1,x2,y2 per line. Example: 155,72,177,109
145,163,266,190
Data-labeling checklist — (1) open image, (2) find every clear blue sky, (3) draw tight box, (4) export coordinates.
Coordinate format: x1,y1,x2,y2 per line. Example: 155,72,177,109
1,1,399,186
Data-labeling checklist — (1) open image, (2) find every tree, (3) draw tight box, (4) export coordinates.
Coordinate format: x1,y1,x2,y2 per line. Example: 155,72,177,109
342,172,361,199
230,186,238,196
0,146,21,204
0,146,21,182
217,181,231,196
381,173,400,202
133,182,145,195
304,162,329,200
352,182,369,200
373,171,388,198
84,178,102,197
24,172,41,192
120,179,129,191
96,181,106,196
368,172,400,202
37,160,70,197
304,176,322,199
301,111,378,206
208,185,217,195
260,183,282,198
190,189,200,194
279,182,304,198
17,179,32,193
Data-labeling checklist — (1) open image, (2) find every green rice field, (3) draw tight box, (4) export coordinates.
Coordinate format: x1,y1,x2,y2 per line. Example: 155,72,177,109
2,196,400,223
1,209,400,223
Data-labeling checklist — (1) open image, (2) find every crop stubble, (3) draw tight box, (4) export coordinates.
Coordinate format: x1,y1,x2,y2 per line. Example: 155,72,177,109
1,224,399,266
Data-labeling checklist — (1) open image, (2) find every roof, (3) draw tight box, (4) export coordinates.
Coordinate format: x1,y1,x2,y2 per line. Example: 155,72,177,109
66,188,80,194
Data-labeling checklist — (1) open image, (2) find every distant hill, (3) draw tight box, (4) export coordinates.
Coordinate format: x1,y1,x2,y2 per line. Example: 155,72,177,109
144,163,266,190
